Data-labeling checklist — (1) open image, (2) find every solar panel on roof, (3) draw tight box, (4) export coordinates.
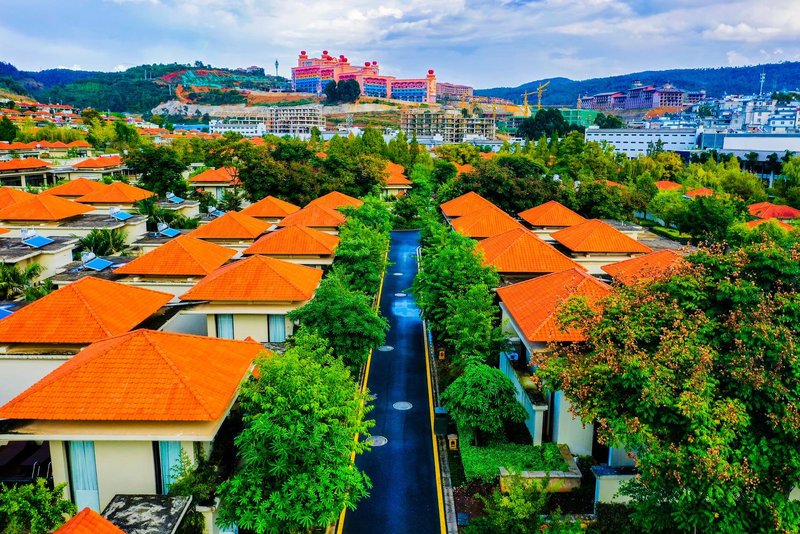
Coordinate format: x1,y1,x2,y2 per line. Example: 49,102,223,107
160,227,180,238
166,193,184,203
210,209,226,217
22,235,54,248
85,257,113,271
111,210,134,221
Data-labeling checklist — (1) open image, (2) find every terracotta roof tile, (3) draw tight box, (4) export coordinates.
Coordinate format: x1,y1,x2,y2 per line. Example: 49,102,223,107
744,218,795,231
67,140,92,149
189,211,271,240
384,161,412,186
0,158,51,172
114,235,236,276
73,155,123,169
75,181,154,204
56,508,124,534
240,195,301,219
0,194,94,221
42,178,106,198
497,268,611,342
453,163,474,175
277,203,346,228
477,227,583,275
181,255,322,302
308,191,363,211
748,202,800,220
655,180,682,191
0,330,264,422
684,187,714,199
602,180,623,187
552,219,652,254
440,191,497,218
188,167,238,184
450,205,523,239
0,187,34,210
518,201,586,228
601,250,684,285
244,226,339,256
0,277,171,344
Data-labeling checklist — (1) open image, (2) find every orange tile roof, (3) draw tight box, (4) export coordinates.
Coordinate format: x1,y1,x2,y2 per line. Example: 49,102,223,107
479,151,496,159
189,211,271,240
453,162,475,175
188,167,238,184
316,151,328,159
0,194,94,221
181,255,323,302
73,155,123,169
114,235,236,276
0,157,51,172
75,181,154,204
308,191,363,211
602,180,623,187
244,225,339,256
0,330,264,422
518,201,586,228
497,268,611,343
655,180,682,191
744,218,795,231
277,203,346,228
684,187,713,199
476,227,583,275
601,250,684,285
42,178,106,198
240,195,301,219
67,140,92,148
0,187,34,210
0,277,171,344
440,191,498,218
552,219,653,254
450,205,523,239
56,508,124,534
748,202,800,220
384,161,412,186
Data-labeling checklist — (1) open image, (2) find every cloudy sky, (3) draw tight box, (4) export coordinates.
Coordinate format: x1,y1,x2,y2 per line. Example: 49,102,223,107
3,0,800,88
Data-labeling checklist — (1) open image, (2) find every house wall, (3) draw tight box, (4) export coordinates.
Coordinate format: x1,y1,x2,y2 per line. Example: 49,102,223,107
0,355,69,405
0,220,147,245
569,253,646,275
37,248,76,280
116,279,198,300
160,312,208,336
594,473,634,505
552,391,594,456
193,302,302,343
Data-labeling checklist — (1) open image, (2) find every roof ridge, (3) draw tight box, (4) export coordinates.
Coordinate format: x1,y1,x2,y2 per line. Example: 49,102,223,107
70,279,114,337
173,236,214,274
255,255,311,296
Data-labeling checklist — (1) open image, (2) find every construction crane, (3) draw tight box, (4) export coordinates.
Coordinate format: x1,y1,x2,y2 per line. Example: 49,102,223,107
521,81,552,117
461,94,468,111
521,90,535,118
536,81,550,110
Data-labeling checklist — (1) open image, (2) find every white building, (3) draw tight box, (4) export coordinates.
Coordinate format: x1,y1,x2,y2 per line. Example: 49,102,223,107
584,127,698,157
208,106,326,137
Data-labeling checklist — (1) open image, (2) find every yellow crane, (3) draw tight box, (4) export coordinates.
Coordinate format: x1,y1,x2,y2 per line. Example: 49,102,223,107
521,81,551,116
521,90,535,117
536,81,550,110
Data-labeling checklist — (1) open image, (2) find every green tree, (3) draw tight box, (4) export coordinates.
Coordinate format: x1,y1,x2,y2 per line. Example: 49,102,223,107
594,113,626,129
75,228,130,256
332,219,389,296
124,145,187,197
647,190,688,229
337,79,361,103
289,273,388,370
440,363,526,443
217,344,373,533
0,263,43,301
517,109,571,140
444,283,507,368
0,479,76,534
323,80,339,104
0,115,19,142
679,194,746,243
537,242,800,533
576,181,632,221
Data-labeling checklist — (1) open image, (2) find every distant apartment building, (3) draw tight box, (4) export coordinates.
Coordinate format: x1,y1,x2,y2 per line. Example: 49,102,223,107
208,106,325,137
585,127,698,157
581,82,705,111
401,109,496,144
436,82,474,102
291,50,445,103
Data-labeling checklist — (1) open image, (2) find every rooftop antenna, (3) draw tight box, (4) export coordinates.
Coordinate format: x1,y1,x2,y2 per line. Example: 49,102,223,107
275,59,279,77
759,71,766,96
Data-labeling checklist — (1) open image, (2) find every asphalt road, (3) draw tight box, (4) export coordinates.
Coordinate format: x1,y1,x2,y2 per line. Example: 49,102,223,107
342,230,442,534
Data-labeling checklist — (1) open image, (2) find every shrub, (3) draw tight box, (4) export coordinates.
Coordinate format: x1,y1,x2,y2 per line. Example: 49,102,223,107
459,436,568,483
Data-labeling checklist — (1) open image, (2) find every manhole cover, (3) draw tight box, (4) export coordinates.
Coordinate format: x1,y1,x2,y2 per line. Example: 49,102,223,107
393,401,413,411
378,345,394,352
367,436,388,447
393,272,403,276
395,292,407,297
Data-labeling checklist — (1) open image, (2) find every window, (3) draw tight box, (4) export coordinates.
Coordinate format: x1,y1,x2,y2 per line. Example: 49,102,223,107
268,314,286,343
216,314,234,339
68,441,100,511
158,441,182,493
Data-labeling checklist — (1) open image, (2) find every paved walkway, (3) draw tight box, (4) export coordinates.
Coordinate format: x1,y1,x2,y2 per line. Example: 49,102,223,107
342,230,443,534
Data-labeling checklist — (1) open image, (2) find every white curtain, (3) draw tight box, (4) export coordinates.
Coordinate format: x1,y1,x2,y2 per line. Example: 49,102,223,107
159,441,182,493
69,441,100,511
216,314,234,339
268,315,286,342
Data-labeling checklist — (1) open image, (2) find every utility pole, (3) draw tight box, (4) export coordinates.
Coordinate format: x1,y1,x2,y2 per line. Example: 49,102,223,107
759,71,766,97
275,59,279,77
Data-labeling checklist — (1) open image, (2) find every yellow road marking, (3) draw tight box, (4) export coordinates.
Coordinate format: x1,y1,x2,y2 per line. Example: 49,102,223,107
423,316,448,534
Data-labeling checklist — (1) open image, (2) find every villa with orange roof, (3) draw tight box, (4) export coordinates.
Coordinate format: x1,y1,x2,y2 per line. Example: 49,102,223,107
0,157,55,189
0,193,147,245
0,232,78,281
518,200,587,238
744,218,795,231
476,227,583,283
381,161,412,198
0,277,172,406
450,204,522,240
74,181,154,211
683,187,714,199
0,186,34,209
188,211,271,252
180,255,323,343
65,155,127,181
439,191,497,220
239,195,301,223
551,219,652,274
748,201,800,221
0,329,265,512
244,225,339,267
278,203,347,234
654,180,682,191
497,268,612,456
42,178,106,200
188,167,238,200
601,249,684,286
308,191,364,211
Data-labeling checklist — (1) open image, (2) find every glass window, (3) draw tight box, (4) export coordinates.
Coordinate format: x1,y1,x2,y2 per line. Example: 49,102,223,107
158,441,182,493
69,441,100,511
216,314,234,339
268,314,286,343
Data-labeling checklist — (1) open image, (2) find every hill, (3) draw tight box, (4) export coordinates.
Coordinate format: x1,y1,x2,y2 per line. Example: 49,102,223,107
476,62,800,105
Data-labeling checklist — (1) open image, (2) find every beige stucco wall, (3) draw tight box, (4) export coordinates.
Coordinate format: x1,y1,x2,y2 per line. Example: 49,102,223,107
95,440,157,507
37,248,76,280
595,474,635,504
552,390,594,456
116,278,198,300
195,303,302,343
569,253,646,275
0,355,69,406
0,220,146,245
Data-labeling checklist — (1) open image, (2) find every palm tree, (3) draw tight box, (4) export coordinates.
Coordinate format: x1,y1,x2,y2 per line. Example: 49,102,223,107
23,278,54,302
0,263,43,300
76,228,130,256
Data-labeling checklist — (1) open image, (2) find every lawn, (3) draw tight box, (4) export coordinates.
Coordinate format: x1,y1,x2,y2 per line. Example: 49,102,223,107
459,432,569,483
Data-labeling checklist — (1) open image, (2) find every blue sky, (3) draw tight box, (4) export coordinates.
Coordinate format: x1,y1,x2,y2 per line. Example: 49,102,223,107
3,0,800,88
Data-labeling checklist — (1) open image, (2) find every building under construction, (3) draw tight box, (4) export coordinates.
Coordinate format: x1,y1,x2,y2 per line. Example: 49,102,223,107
401,109,496,143
208,105,325,136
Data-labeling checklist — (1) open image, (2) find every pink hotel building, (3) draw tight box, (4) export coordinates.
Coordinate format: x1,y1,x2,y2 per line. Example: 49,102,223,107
291,50,440,103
